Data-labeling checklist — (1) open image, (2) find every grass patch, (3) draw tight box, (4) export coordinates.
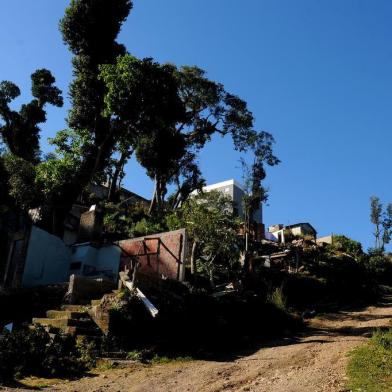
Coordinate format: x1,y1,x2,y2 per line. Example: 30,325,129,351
126,350,191,365
347,329,392,392
16,376,63,389
269,286,287,311
150,354,192,365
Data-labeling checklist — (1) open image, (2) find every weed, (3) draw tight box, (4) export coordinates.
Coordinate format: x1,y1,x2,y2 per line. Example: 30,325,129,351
347,329,392,392
269,287,287,311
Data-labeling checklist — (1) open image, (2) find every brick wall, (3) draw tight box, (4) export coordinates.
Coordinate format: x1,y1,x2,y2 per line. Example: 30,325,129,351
117,228,187,281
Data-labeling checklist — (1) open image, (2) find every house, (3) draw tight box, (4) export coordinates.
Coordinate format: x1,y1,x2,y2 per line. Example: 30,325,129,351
28,183,150,246
1,184,151,288
192,179,264,240
268,222,317,244
89,183,149,209
316,235,333,245
1,206,187,289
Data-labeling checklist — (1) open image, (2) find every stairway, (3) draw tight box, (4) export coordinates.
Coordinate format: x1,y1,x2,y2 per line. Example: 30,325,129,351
32,301,102,338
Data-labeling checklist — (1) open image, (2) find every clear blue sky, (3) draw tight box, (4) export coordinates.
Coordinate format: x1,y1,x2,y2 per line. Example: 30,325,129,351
1,0,391,250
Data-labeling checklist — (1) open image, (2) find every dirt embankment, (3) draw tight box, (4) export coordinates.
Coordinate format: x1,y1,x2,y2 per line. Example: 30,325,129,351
6,301,392,392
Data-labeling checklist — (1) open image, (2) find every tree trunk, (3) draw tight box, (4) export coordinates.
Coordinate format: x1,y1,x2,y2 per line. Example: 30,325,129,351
108,151,129,202
149,176,158,215
149,176,167,216
47,121,115,238
190,240,197,275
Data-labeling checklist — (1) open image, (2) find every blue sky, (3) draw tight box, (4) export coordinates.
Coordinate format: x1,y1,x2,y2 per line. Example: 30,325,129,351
0,0,391,249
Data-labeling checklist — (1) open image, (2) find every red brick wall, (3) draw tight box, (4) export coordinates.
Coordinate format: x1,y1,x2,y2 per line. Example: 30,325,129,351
117,229,187,281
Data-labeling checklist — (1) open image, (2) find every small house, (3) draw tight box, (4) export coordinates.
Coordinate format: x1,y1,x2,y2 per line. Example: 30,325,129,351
268,222,317,244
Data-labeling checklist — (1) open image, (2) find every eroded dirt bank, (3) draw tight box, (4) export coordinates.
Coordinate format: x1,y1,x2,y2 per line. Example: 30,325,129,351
5,302,392,392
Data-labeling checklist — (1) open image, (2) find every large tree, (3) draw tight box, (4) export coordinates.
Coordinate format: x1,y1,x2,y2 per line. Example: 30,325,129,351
100,56,275,215
370,196,392,251
1,0,134,236
0,70,63,213
370,196,382,249
241,131,280,253
0,70,63,164
44,0,133,235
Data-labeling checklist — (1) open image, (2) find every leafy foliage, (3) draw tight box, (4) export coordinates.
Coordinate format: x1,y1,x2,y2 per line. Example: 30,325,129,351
327,234,363,257
103,201,169,240
370,196,392,251
2,154,41,209
100,56,279,215
174,191,241,284
0,70,63,163
0,326,92,382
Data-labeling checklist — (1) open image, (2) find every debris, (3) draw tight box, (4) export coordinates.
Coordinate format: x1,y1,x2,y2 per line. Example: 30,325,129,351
120,266,159,318
302,310,316,319
124,281,159,318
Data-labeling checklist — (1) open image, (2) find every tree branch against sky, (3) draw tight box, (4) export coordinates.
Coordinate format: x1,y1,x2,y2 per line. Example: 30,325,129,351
0,1,390,247
100,56,279,215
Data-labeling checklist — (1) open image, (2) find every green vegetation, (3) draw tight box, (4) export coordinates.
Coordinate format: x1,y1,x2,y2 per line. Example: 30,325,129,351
347,329,392,392
327,234,363,257
170,190,242,285
126,350,191,364
370,196,392,251
1,0,392,385
0,0,278,241
0,326,94,383
269,286,287,311
106,281,302,359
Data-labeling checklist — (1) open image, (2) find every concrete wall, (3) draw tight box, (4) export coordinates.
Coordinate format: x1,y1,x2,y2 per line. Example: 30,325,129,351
22,226,71,287
316,235,333,245
22,227,121,287
118,228,187,281
70,244,121,280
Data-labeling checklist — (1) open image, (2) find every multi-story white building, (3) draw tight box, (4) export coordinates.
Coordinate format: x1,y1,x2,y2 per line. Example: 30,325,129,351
196,179,263,224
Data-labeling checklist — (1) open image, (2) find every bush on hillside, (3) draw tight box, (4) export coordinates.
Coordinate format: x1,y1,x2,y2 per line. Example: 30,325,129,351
105,282,302,359
0,325,93,383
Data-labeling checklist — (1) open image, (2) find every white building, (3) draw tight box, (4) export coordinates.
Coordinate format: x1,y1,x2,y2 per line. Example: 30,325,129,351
192,179,263,224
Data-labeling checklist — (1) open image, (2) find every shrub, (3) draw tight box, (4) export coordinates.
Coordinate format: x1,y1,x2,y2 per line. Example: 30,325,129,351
372,328,392,349
269,286,287,311
0,326,92,383
327,234,363,257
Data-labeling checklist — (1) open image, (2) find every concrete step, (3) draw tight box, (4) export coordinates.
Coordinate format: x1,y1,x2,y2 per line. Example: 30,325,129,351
46,310,86,319
61,304,88,312
32,323,102,338
33,317,95,329
65,326,102,337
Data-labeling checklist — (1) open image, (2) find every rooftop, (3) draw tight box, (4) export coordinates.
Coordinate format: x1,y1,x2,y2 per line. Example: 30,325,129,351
200,179,245,193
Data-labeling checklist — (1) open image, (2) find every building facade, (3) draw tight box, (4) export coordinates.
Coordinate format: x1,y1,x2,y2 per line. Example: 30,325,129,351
268,222,317,244
196,179,263,224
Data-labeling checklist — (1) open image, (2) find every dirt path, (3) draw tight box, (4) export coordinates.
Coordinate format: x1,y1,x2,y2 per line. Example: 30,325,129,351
8,301,392,392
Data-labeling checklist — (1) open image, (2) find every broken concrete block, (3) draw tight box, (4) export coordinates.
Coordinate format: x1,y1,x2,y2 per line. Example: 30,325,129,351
66,274,116,304
77,209,103,244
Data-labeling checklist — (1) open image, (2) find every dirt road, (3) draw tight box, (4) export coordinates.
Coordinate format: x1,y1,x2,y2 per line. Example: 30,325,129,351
9,301,392,392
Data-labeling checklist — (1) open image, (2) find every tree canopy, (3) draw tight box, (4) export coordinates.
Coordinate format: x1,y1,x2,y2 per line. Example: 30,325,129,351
100,55,279,215
0,70,63,163
0,0,279,244
173,190,241,285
